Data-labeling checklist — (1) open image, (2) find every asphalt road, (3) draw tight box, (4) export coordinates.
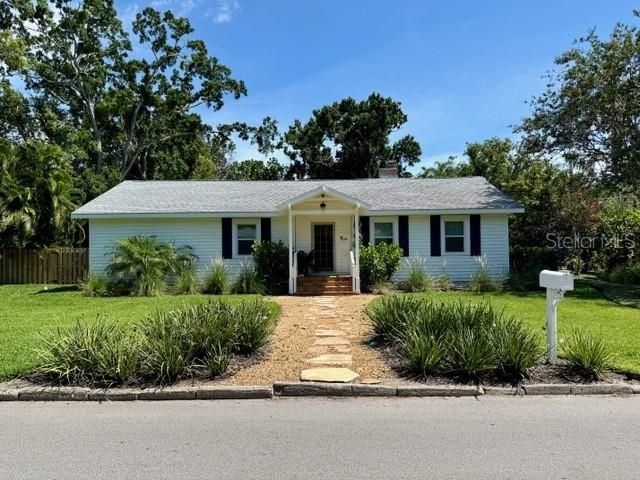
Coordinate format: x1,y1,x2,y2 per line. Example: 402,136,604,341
1,396,639,480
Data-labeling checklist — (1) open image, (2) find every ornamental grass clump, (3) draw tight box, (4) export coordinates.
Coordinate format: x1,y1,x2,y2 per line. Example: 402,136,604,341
366,294,423,342
232,263,265,294
37,298,277,386
233,299,276,354
492,317,541,378
38,316,139,386
80,274,109,297
367,296,542,380
469,255,499,293
202,258,229,294
399,257,433,293
561,329,612,380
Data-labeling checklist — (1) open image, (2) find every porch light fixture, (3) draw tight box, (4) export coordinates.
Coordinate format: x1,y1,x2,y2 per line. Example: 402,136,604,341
320,201,326,210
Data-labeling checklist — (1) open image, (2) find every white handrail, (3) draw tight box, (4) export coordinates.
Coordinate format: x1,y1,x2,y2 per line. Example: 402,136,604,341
292,250,298,294
349,250,356,293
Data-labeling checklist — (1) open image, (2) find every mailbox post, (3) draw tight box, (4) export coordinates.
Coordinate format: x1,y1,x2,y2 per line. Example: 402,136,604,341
539,270,574,363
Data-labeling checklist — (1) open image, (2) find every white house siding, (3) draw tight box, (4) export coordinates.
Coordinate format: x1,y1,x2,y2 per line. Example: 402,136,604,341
89,217,221,279
88,213,509,284
391,214,510,282
293,214,353,274
271,215,288,243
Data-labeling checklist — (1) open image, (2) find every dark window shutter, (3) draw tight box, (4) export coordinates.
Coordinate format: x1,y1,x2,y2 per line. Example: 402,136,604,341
430,215,441,257
470,214,481,256
360,216,370,246
260,218,271,243
222,218,232,259
398,215,409,256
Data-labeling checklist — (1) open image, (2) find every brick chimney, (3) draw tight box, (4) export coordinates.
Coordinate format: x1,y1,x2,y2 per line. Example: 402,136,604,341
378,159,398,178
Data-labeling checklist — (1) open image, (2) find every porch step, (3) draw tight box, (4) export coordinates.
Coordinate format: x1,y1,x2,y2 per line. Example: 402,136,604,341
296,275,354,296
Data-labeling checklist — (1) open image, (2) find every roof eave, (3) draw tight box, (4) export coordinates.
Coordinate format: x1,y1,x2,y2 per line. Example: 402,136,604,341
70,211,280,220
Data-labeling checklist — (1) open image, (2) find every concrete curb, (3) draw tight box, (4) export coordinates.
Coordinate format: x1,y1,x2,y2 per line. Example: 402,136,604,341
0,383,636,401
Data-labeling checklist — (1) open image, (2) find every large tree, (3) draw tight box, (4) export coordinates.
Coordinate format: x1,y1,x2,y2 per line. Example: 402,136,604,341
284,93,421,179
1,0,130,171
1,1,276,184
518,12,640,190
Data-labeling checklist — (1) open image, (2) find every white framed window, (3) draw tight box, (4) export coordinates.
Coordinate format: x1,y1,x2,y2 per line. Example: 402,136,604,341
370,217,397,246
234,220,259,257
441,216,468,254
374,222,394,245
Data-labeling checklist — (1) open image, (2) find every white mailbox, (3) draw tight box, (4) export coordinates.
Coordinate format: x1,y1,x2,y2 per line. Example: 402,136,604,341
539,269,574,363
539,270,574,291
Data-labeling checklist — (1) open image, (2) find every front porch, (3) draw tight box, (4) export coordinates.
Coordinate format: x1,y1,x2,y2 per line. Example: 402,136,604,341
282,185,365,295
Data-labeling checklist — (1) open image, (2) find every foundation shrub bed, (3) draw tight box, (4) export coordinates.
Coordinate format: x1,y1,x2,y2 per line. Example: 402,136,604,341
367,295,542,380
37,298,276,386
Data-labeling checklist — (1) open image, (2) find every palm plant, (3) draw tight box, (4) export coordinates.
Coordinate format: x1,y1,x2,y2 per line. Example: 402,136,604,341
106,235,179,296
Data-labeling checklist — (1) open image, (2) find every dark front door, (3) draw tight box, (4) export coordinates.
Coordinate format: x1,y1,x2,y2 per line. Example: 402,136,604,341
313,224,334,272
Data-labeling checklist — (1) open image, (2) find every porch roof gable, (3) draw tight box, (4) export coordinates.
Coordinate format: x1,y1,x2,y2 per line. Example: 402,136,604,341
276,184,371,211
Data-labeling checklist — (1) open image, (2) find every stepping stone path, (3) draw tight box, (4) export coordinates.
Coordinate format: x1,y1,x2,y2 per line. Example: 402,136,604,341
301,296,360,383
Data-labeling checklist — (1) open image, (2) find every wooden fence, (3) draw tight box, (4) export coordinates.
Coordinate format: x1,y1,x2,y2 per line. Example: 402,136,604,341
0,248,88,285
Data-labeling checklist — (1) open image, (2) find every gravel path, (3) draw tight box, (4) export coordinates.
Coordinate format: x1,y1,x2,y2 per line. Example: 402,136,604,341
224,295,394,385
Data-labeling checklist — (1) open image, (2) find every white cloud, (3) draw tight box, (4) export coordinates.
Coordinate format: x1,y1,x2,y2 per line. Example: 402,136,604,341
207,0,240,24
149,0,198,16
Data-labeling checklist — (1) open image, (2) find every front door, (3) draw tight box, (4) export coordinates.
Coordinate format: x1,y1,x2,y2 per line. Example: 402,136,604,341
313,224,334,272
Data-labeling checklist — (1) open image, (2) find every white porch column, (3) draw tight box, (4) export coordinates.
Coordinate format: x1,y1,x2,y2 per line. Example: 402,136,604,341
354,205,360,293
288,205,294,294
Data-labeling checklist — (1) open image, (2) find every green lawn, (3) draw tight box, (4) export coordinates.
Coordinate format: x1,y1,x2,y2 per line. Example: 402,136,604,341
399,286,640,374
0,285,279,380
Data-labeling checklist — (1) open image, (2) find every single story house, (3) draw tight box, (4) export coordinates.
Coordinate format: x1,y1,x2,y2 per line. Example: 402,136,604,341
71,175,523,294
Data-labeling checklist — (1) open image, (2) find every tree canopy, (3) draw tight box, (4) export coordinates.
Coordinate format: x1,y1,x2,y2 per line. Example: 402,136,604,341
284,93,421,179
518,12,640,190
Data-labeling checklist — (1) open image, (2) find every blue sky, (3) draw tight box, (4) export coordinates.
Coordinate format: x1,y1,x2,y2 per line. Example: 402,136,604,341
118,0,636,172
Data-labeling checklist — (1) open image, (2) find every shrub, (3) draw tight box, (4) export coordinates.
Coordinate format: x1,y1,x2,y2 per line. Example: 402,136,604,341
469,255,498,292
561,329,611,379
492,317,541,378
172,248,199,294
80,274,109,297
399,257,433,293
106,235,180,296
597,197,640,272
233,299,276,354
608,262,640,285
232,263,265,294
359,242,403,292
252,241,289,294
203,258,229,294
38,317,139,385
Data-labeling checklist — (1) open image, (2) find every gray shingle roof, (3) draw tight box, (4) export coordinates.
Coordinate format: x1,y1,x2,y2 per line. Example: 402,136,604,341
71,177,523,217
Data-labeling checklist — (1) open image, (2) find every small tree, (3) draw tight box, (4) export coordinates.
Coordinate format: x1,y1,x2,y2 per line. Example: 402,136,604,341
106,235,193,296
359,242,403,292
